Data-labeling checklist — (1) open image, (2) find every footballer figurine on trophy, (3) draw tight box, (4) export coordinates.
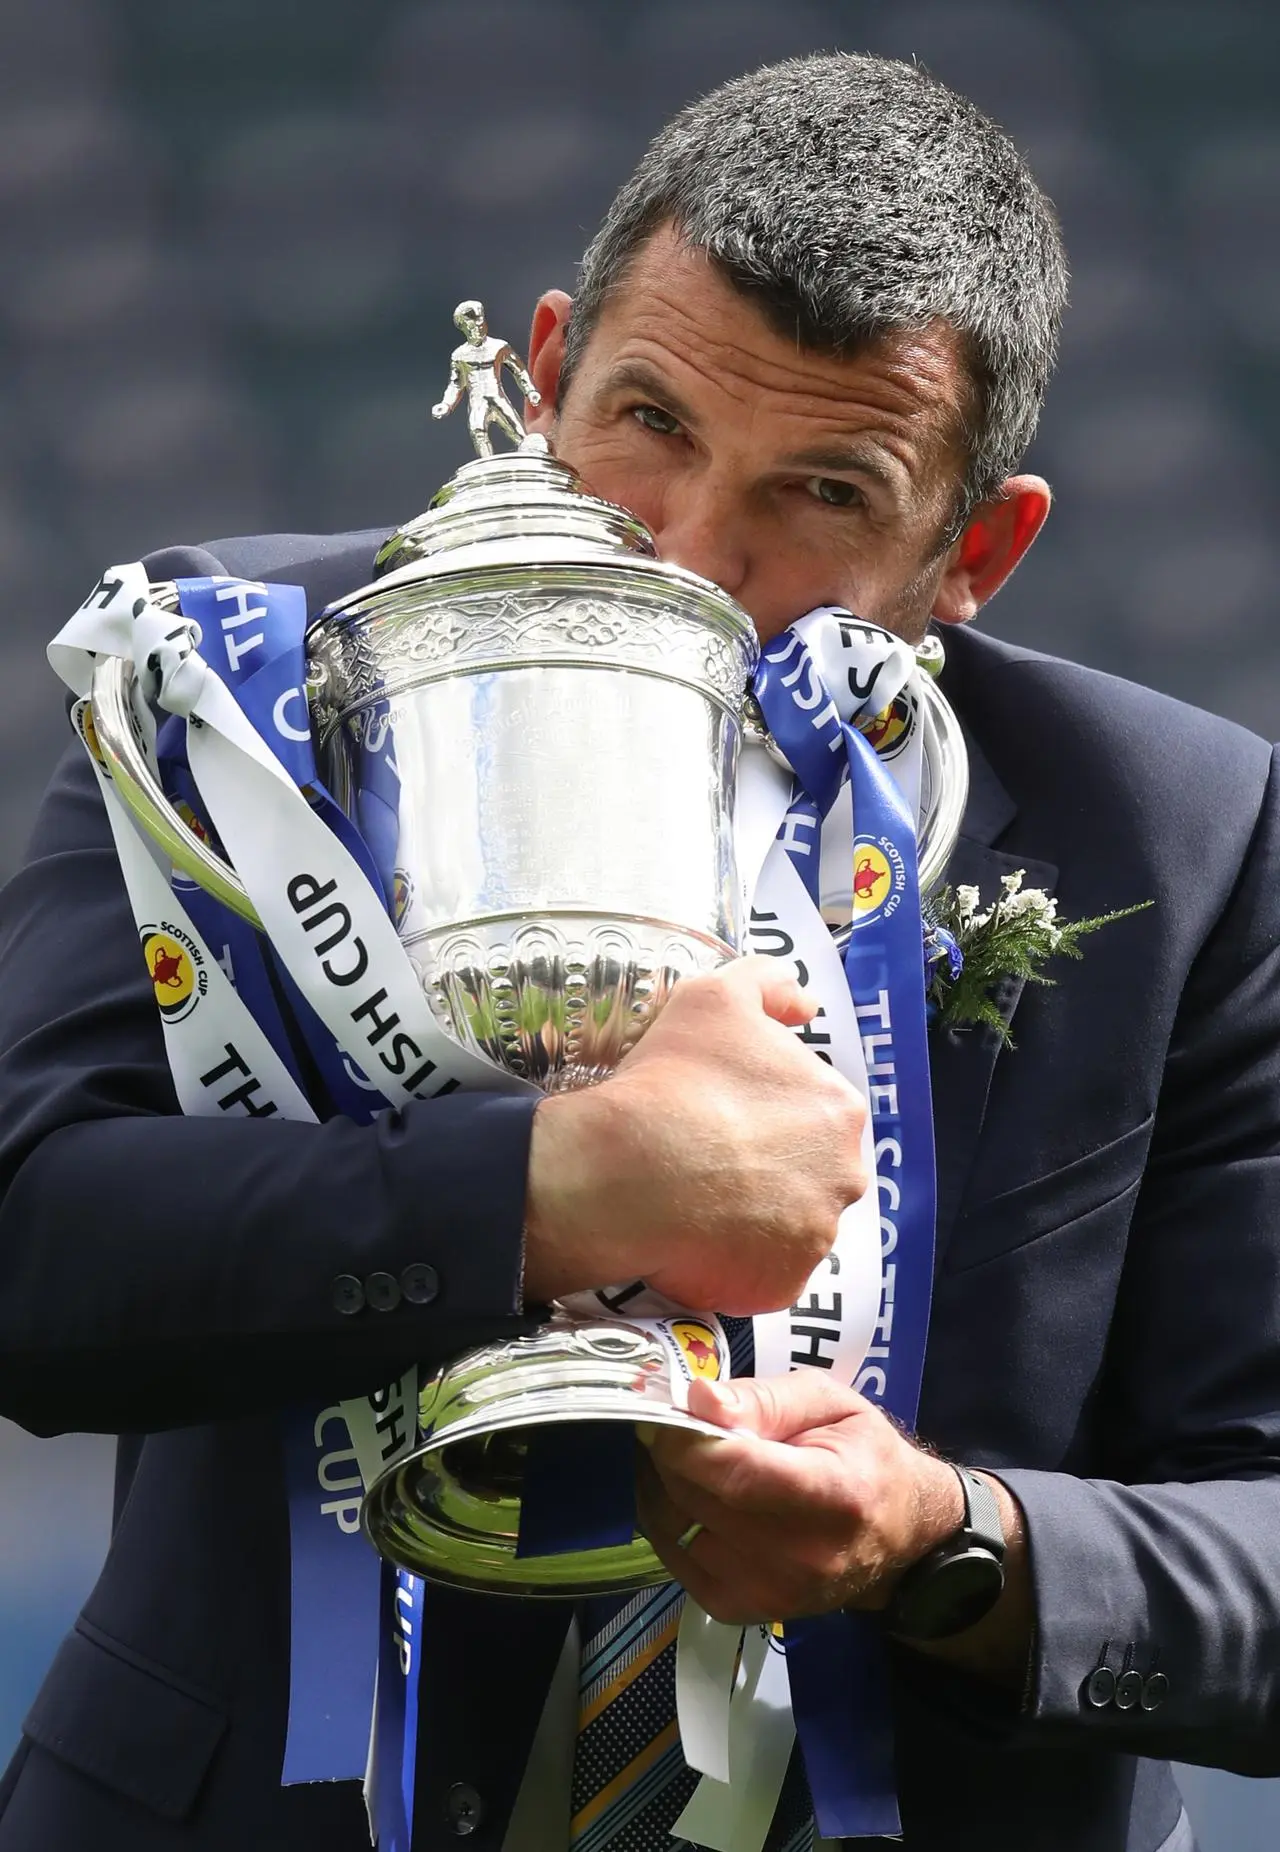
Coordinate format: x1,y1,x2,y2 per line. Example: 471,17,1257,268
431,297,543,455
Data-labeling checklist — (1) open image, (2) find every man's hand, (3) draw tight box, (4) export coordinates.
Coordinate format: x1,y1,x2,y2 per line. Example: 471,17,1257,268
636,1370,962,1621
636,1371,1033,1687
522,957,867,1313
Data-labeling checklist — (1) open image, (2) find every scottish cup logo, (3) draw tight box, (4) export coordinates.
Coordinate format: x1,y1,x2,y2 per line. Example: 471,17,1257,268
850,833,907,929
174,799,212,848
657,1317,725,1386
856,687,919,761
393,868,415,928
139,922,208,1023
670,1319,723,1382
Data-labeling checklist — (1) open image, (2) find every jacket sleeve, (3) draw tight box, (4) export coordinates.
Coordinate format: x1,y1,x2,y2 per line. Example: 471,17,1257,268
996,742,1280,1772
0,551,541,1440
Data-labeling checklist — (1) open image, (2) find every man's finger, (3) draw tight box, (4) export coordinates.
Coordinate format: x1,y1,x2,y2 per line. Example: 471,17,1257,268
645,1419,853,1527
688,1368,867,1441
636,1457,779,1623
719,953,817,1028
635,1445,699,1543
643,1429,771,1523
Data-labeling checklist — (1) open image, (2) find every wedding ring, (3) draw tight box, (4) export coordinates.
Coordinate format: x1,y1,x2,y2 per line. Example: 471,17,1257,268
676,1521,705,1550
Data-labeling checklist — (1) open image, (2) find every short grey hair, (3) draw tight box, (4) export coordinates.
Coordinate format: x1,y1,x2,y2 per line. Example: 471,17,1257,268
561,54,1068,525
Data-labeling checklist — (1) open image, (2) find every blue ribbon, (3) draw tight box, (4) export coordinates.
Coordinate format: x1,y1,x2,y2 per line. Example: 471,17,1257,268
755,625,938,1841
516,1421,639,1558
159,578,397,1787
279,1404,381,1783
374,1566,425,1850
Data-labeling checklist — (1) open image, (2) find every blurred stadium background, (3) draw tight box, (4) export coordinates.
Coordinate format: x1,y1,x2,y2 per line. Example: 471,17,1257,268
0,1,1276,1843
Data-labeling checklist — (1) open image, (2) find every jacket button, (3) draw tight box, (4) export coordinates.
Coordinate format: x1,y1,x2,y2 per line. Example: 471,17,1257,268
366,1270,402,1312
1142,1671,1169,1712
446,1781,484,1835
1115,1668,1144,1710
331,1274,365,1316
1084,1666,1115,1709
402,1262,440,1305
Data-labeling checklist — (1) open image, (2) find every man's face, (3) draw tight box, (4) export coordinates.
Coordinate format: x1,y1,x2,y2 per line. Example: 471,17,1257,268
527,228,975,646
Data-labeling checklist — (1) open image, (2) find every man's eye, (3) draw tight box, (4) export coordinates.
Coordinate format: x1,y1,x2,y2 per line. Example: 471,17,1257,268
805,477,861,508
632,404,682,436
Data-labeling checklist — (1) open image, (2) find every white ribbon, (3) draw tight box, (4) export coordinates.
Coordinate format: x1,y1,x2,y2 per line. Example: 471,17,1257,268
67,699,318,1130
675,1626,795,1846
558,1283,731,1426
748,839,882,1383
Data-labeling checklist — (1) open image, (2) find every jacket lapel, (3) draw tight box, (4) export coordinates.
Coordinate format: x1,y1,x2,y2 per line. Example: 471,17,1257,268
928,733,1057,1274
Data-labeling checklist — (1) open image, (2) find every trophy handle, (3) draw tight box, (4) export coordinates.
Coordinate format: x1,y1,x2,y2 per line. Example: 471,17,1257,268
88,652,264,930
911,662,970,898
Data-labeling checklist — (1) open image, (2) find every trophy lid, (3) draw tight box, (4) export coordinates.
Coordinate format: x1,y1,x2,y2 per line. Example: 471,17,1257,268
371,435,657,580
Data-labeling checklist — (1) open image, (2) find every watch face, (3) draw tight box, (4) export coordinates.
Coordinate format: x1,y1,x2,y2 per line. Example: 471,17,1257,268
895,1547,1005,1642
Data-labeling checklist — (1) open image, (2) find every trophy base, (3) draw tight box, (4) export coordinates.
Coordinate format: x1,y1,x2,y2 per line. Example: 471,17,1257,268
361,1313,728,1596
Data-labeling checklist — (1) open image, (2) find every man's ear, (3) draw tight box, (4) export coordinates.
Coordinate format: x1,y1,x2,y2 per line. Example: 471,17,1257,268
931,475,1051,625
524,290,573,436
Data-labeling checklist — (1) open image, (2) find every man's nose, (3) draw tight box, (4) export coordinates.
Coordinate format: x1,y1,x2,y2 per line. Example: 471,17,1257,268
650,479,750,599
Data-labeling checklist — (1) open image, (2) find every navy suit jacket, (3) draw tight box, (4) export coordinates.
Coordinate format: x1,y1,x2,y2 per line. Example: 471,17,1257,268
2,526,1279,1852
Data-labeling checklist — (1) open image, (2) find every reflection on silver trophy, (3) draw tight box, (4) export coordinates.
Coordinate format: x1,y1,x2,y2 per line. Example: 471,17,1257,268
87,302,967,1596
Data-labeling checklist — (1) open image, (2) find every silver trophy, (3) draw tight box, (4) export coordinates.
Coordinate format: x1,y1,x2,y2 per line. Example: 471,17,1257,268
87,302,968,1596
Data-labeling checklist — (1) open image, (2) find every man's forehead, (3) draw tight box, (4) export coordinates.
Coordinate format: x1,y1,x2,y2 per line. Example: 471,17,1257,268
586,228,970,444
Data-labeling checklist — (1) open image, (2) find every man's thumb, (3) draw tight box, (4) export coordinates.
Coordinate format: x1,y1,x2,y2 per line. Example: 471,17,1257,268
688,1368,863,1439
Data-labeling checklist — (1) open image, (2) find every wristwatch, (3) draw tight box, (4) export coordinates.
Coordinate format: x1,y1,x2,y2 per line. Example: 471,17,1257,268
883,1465,1006,1642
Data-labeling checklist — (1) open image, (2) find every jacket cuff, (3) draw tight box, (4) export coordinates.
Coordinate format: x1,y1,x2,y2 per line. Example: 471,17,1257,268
998,1467,1154,1732
374,1091,540,1328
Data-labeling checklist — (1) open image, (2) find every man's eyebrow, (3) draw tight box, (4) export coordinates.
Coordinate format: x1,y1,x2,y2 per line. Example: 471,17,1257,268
779,441,901,493
598,360,700,430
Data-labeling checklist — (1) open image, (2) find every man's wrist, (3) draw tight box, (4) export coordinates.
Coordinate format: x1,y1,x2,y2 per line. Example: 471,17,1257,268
840,1446,963,1616
523,1093,593,1302
883,1465,1007,1643
907,1451,970,1561
901,1471,1035,1689
522,1089,652,1302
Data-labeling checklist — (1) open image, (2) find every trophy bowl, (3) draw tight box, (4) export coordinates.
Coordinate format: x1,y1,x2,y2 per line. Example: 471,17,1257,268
85,302,969,1595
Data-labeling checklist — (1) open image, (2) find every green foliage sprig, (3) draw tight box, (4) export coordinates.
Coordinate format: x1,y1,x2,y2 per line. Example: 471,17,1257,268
926,871,1151,1044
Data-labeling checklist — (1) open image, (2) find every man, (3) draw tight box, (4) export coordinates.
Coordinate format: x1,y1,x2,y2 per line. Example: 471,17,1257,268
0,49,1278,1852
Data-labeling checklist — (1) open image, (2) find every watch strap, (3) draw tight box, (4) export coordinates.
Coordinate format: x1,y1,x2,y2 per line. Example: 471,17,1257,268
954,1465,1005,1560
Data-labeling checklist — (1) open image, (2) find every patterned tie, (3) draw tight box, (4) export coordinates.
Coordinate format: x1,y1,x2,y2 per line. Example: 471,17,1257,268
568,1319,821,1852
